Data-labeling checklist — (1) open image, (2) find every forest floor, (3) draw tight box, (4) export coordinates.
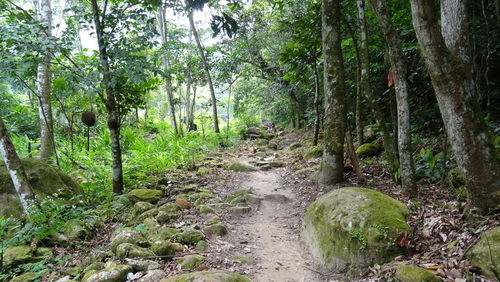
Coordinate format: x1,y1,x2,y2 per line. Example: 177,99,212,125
49,129,498,282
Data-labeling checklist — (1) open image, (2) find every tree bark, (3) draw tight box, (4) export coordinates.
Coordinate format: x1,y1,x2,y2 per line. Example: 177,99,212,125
157,7,178,135
317,0,347,184
312,62,321,146
346,128,366,184
188,11,220,133
34,0,54,163
410,0,500,213
91,0,124,194
0,117,34,213
369,0,417,195
357,0,399,174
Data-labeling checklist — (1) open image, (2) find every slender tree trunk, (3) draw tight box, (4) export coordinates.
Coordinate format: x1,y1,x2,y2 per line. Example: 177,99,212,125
0,117,34,212
345,19,364,144
190,85,197,130
317,0,347,184
369,0,417,194
226,81,232,142
157,7,178,135
91,0,124,194
312,62,321,146
34,0,54,163
357,0,399,174
185,69,192,130
346,128,366,184
188,12,220,133
410,0,500,213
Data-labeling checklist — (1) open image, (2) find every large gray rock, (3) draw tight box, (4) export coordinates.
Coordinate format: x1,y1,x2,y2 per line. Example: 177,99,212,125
303,187,410,273
83,262,132,282
115,243,155,259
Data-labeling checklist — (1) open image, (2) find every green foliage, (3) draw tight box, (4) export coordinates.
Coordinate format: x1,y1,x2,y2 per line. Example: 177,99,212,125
414,148,448,182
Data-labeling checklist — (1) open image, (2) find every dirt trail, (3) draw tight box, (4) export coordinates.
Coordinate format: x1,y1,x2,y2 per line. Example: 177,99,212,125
227,158,323,282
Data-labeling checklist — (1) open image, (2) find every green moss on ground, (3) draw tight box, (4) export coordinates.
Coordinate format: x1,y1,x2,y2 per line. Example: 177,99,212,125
160,271,251,282
395,265,440,282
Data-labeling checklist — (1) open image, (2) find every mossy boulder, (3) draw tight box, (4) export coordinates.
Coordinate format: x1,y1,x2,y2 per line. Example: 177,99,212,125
159,203,180,213
467,226,500,279
198,205,215,214
175,198,192,209
446,167,467,199
110,229,147,252
229,206,252,215
303,187,410,273
203,224,228,236
115,243,155,259
151,241,177,257
303,146,323,160
2,245,33,267
175,254,205,269
395,265,440,282
267,140,279,150
147,226,181,242
160,271,251,282
196,240,209,251
355,143,382,158
254,138,269,146
10,272,39,282
0,158,83,218
126,189,162,203
228,162,256,172
156,211,179,224
63,219,90,240
174,230,204,245
133,201,155,215
226,189,259,205
269,161,284,168
82,262,132,282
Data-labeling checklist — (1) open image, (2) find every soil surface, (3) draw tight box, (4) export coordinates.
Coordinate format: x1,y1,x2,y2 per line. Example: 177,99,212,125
224,158,322,282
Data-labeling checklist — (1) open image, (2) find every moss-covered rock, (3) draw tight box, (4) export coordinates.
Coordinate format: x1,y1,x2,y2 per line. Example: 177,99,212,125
395,265,440,282
228,162,256,172
134,201,155,215
3,245,33,267
134,208,159,224
10,272,39,282
289,142,302,150
198,205,215,214
355,143,382,158
229,206,252,215
254,138,269,146
174,230,204,245
158,202,180,213
0,158,83,218
226,189,259,205
110,229,147,252
126,189,162,203
136,270,166,282
175,198,192,209
232,255,256,265
303,146,323,160
195,240,209,251
446,167,465,189
467,226,500,279
151,241,176,257
160,271,251,282
84,262,105,273
303,187,410,273
82,262,132,282
146,226,181,242
203,224,228,236
175,254,205,269
115,243,155,259
156,211,179,224
267,140,279,150
63,219,89,240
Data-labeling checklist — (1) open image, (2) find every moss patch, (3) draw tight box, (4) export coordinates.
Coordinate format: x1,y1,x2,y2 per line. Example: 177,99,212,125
303,146,323,160
395,265,440,282
355,143,382,158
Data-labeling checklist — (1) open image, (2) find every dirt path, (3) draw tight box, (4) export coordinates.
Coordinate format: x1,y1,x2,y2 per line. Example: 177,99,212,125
226,157,323,282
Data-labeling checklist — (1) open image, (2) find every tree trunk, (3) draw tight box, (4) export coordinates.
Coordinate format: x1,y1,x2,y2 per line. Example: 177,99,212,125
317,0,347,185
369,0,417,194
312,62,321,146
346,128,366,184
185,68,192,130
0,117,34,212
188,12,220,133
410,0,500,213
357,0,399,175
157,7,178,135
34,0,54,163
91,0,124,194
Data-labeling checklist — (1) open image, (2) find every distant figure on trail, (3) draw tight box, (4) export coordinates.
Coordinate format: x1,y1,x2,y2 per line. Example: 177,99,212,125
262,120,277,133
